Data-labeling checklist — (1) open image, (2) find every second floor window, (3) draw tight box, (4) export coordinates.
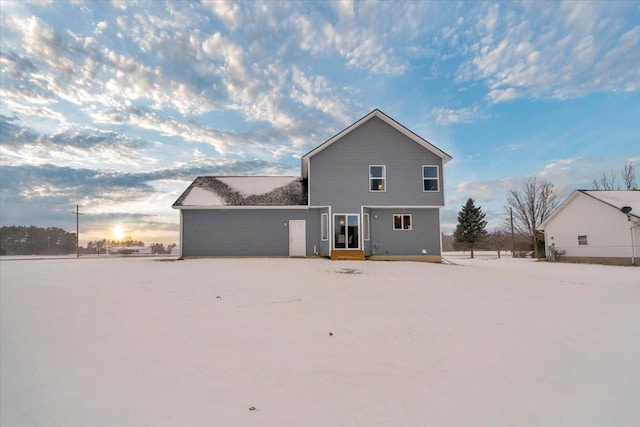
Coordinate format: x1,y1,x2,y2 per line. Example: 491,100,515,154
370,165,386,191
423,165,439,192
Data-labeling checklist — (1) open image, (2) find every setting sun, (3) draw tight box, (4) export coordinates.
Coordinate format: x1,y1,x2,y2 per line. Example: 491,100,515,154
112,224,126,241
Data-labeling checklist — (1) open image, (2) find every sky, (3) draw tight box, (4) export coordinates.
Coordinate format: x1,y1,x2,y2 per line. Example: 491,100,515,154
1,0,639,246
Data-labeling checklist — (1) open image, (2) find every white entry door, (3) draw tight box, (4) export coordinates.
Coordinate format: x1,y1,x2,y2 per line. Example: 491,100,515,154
289,220,306,257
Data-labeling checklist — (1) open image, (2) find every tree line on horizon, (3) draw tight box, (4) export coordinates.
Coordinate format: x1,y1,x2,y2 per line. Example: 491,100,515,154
0,225,176,256
84,239,176,255
0,226,76,256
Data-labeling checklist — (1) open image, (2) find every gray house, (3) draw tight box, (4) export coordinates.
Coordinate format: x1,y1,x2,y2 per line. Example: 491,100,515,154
172,109,452,261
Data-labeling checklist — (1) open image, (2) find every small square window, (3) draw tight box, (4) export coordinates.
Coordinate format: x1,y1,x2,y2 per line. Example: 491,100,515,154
578,235,588,246
393,214,412,230
370,165,386,191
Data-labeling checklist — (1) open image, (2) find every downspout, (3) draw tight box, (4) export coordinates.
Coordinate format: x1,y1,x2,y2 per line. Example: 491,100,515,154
361,205,365,254
179,209,184,259
621,205,639,266
632,225,635,266
631,220,640,266
328,205,333,256
438,208,443,257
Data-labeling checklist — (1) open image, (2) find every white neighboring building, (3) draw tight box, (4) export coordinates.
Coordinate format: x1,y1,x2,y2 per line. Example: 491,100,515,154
108,246,152,255
539,190,640,266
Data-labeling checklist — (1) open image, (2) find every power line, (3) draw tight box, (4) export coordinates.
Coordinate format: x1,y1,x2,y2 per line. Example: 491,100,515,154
510,207,515,258
71,205,85,258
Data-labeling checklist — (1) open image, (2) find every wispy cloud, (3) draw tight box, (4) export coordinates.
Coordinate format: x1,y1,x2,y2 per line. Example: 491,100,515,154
0,116,151,167
505,143,524,151
432,105,490,126
450,178,512,206
454,2,640,103
290,66,351,124
291,1,410,76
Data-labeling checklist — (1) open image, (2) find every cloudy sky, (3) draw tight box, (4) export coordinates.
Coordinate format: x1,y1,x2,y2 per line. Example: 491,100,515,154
1,0,639,245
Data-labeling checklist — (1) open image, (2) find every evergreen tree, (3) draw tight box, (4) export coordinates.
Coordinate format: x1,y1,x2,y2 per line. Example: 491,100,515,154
453,198,488,258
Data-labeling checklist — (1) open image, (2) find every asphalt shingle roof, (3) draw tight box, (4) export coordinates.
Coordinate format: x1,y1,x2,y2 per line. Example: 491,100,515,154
172,176,307,207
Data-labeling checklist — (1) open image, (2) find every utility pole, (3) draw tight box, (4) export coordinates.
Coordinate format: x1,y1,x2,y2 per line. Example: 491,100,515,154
72,205,85,258
510,207,515,258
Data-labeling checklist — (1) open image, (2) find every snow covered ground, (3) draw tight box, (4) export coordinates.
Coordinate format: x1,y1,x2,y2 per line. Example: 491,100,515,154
1,256,639,426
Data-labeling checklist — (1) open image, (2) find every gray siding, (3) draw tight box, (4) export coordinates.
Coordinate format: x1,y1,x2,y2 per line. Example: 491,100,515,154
182,209,320,257
309,116,445,212
368,208,441,256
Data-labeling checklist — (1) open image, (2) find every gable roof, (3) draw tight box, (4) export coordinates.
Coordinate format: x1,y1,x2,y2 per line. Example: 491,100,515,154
172,176,306,208
539,190,640,230
301,109,452,178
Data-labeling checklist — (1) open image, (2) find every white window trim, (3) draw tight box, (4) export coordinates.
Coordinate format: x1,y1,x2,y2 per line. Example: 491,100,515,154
321,213,328,241
363,213,370,241
422,165,440,192
333,213,361,250
393,214,412,231
369,165,387,192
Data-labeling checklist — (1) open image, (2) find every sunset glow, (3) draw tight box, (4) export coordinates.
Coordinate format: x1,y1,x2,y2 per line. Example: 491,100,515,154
112,225,126,241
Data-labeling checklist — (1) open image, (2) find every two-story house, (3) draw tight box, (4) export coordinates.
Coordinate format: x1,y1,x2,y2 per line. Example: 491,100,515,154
172,109,452,261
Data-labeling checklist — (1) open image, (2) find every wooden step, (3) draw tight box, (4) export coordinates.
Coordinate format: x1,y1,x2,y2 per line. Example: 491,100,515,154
331,250,366,261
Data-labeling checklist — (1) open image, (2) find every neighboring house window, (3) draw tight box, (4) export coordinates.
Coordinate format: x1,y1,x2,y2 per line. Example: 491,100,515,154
393,214,412,230
578,235,588,246
370,165,386,191
321,213,328,241
363,213,370,241
423,165,439,192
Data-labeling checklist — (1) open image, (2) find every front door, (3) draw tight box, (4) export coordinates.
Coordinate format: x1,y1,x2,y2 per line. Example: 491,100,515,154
289,220,306,257
333,214,359,249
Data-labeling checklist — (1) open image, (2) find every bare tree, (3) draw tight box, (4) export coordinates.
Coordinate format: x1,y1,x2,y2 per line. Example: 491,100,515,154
592,164,637,190
505,177,560,258
485,230,510,258
592,172,618,190
622,164,637,190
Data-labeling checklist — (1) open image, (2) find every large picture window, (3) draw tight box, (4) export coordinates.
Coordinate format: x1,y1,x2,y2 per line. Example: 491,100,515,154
423,165,439,192
370,165,386,192
393,214,412,230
